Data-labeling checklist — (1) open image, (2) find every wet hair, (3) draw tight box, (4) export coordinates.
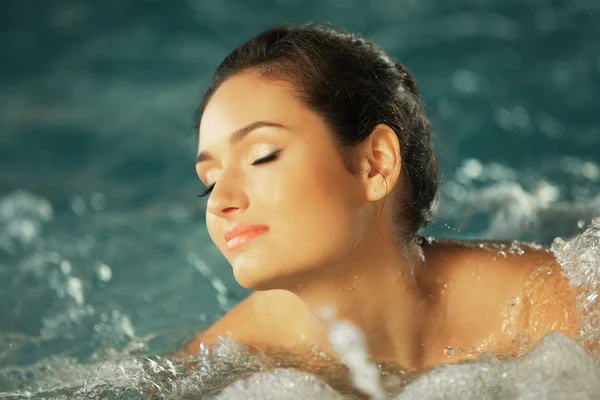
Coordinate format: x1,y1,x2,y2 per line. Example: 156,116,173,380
196,23,438,236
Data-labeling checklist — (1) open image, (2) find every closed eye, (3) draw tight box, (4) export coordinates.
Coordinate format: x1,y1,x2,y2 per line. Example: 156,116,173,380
197,150,282,198
197,182,215,198
252,149,281,166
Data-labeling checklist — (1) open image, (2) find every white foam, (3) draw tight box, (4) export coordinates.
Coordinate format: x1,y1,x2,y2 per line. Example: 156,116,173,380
398,332,600,399
212,369,343,400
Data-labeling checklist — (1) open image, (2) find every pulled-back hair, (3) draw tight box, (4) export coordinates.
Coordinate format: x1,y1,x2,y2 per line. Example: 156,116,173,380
196,23,438,235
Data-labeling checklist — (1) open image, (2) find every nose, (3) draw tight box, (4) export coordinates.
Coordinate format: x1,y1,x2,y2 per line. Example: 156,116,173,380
206,169,249,219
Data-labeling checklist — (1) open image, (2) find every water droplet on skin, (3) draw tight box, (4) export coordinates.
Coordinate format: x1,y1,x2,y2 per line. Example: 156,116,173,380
534,266,553,276
509,241,526,255
353,274,361,280
444,346,454,357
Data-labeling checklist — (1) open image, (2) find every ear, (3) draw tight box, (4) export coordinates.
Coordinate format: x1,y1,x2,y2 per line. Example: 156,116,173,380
356,124,402,202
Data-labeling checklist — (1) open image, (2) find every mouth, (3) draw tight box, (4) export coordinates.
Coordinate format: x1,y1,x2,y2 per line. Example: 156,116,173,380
224,224,269,251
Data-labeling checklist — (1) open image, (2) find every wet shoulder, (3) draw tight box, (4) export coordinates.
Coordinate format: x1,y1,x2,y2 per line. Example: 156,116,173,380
419,238,556,302
419,238,578,357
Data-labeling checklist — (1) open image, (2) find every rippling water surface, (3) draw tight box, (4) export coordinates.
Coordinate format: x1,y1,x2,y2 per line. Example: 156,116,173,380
1,0,599,398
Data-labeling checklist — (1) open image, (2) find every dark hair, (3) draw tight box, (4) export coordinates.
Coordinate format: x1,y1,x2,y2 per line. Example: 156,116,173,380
196,23,438,235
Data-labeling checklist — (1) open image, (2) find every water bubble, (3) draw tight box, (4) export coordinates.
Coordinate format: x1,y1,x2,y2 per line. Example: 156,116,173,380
509,241,526,255
462,158,484,179
211,278,228,296
452,69,483,94
60,260,72,274
19,220,37,242
119,314,135,338
444,346,455,357
49,251,61,264
66,276,84,305
90,192,106,211
193,259,211,276
582,162,600,181
96,263,112,282
186,252,198,264
71,196,86,216
217,294,228,309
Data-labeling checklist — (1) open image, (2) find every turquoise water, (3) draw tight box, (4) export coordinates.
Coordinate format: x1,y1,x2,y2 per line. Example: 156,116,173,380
1,0,600,398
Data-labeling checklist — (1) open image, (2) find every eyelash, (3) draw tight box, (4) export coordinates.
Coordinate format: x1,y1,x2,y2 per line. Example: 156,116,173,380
197,183,215,198
197,150,282,198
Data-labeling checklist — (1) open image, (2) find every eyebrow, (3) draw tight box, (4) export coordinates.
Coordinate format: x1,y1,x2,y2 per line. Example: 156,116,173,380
195,121,287,164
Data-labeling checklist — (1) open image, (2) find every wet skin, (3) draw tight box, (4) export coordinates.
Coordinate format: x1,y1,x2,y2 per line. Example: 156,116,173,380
183,72,579,370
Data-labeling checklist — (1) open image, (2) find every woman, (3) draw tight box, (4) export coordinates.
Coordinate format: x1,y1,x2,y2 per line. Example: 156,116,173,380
180,23,579,370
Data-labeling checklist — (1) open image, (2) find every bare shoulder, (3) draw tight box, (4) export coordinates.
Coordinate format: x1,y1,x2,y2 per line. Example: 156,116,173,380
178,290,309,354
423,238,569,291
421,239,556,303
421,238,579,352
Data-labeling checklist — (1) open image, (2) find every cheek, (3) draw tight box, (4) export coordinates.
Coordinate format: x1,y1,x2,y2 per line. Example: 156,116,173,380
257,153,361,260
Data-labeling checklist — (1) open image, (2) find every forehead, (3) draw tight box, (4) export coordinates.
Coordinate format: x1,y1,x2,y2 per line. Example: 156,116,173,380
198,73,310,147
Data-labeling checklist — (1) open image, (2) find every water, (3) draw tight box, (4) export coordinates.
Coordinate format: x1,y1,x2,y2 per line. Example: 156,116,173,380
1,0,600,398
1,215,600,399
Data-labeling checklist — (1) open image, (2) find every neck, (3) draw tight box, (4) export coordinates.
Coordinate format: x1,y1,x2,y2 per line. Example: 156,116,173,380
281,220,430,367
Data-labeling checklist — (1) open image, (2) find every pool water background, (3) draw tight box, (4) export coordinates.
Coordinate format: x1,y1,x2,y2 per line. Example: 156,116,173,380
1,0,600,398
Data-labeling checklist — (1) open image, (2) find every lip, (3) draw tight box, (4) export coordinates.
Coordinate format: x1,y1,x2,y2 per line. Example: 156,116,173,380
224,224,269,251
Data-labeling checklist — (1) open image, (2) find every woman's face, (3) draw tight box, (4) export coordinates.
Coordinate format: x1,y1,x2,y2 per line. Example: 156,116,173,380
196,72,368,290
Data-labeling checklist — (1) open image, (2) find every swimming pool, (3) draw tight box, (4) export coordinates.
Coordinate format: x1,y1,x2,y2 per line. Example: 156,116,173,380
1,0,599,398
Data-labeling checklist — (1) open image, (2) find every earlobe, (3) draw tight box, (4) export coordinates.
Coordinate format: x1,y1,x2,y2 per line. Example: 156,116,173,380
366,171,389,202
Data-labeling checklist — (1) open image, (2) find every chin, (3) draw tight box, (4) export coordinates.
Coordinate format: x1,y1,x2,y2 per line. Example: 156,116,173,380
232,269,281,291
231,258,308,292
230,257,270,289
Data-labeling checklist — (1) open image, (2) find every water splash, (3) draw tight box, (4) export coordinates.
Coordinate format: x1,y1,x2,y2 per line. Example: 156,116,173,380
398,332,600,399
0,191,53,253
552,216,600,358
2,191,600,398
211,369,343,400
